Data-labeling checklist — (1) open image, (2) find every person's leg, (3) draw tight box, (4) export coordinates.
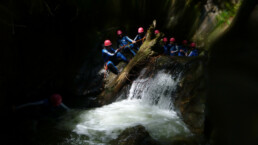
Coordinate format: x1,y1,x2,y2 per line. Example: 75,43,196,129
107,61,119,74
125,45,136,56
116,52,129,63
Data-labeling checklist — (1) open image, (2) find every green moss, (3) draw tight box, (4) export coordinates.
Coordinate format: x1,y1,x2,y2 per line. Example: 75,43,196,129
203,1,241,52
215,2,241,28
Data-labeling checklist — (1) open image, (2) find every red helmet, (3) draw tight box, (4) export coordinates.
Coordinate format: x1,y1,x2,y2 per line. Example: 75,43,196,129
104,40,112,46
190,42,196,48
50,94,62,107
155,30,160,34
170,37,176,42
182,40,188,45
117,30,122,35
163,37,168,42
138,27,144,33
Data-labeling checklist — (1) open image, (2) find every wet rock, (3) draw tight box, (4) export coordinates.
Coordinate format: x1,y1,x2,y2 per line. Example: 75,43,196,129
101,54,207,140
174,57,207,136
170,135,202,145
146,56,207,140
110,125,160,145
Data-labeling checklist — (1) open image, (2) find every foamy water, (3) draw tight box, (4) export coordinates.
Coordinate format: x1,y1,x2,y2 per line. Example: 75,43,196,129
63,71,190,145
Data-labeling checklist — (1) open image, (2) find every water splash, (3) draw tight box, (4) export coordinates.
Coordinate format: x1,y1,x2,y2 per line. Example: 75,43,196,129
128,70,180,110
65,70,190,145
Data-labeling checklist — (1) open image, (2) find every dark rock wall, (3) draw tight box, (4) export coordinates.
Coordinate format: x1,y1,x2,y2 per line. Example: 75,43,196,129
0,0,242,111
0,0,256,144
207,0,258,144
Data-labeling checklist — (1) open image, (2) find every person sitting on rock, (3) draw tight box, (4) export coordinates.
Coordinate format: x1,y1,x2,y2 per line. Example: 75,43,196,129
102,39,129,75
162,37,170,55
178,40,188,56
188,42,199,57
134,27,146,50
169,37,178,56
117,30,137,56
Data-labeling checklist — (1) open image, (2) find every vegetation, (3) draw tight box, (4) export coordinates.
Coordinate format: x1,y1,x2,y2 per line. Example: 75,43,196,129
215,2,241,27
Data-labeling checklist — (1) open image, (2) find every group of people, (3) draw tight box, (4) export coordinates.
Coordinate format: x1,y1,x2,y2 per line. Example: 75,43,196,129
102,27,146,75
102,27,199,75
162,37,198,57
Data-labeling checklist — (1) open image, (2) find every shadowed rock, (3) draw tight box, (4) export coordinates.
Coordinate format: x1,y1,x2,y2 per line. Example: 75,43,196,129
110,125,160,145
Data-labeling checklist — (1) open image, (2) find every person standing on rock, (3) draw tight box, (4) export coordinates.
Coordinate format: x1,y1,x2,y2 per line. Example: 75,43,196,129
178,40,189,56
134,27,146,50
188,42,199,57
102,39,129,74
169,37,178,56
117,30,137,56
162,37,170,55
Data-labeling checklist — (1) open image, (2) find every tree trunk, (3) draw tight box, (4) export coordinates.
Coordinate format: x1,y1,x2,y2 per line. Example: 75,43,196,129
97,20,163,105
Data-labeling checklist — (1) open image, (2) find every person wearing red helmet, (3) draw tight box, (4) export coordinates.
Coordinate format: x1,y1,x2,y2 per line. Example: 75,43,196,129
13,93,69,137
117,30,137,56
168,37,178,56
102,39,128,74
178,40,188,56
155,30,160,34
188,42,198,57
14,93,70,111
162,37,170,55
134,27,146,50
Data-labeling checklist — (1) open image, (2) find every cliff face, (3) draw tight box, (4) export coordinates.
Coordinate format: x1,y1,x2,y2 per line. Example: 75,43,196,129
207,1,258,144
1,0,257,145
0,0,242,110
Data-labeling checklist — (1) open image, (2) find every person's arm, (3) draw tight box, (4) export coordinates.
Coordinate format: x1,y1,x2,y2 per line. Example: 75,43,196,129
125,36,135,43
188,51,193,57
60,103,70,111
103,49,116,57
111,47,121,53
175,45,179,52
170,46,178,53
15,100,45,110
134,35,139,41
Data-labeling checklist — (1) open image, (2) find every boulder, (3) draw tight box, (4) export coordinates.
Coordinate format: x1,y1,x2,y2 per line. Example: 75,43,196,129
110,125,159,145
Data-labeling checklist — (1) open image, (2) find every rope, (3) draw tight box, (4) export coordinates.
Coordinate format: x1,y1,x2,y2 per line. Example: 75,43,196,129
118,37,146,50
102,37,150,86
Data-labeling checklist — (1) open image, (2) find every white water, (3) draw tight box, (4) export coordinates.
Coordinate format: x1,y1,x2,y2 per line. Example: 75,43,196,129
67,70,190,145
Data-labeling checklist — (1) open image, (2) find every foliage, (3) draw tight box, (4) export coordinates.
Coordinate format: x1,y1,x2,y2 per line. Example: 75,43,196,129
215,2,241,27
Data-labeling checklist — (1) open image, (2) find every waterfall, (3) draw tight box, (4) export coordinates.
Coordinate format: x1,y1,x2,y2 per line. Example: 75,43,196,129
128,69,180,110
64,70,190,145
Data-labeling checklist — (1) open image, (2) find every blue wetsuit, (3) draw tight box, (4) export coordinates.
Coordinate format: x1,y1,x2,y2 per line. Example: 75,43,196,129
102,47,128,74
188,49,198,57
163,44,170,55
134,34,145,50
178,46,188,56
169,44,178,56
15,98,70,118
117,36,136,56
